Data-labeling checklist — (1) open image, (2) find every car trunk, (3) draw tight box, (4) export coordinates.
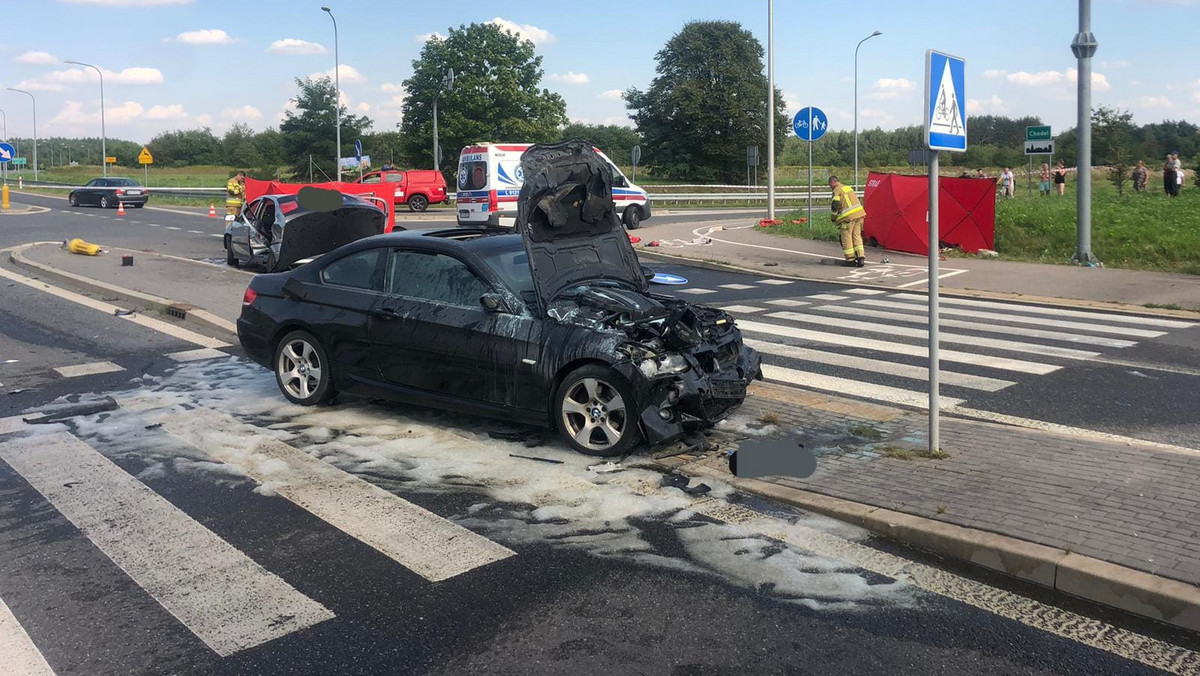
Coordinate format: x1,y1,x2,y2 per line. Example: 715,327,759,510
270,206,385,271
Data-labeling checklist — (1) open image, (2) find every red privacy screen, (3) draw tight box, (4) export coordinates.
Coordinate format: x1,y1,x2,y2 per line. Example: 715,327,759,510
862,172,995,256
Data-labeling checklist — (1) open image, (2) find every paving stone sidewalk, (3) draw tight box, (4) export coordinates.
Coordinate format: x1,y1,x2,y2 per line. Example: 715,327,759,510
685,382,1200,588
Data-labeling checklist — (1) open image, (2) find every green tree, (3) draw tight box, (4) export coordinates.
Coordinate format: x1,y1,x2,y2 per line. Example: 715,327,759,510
399,22,567,183
222,123,261,169
280,76,372,180
1092,106,1135,195
625,21,788,183
560,123,642,166
147,128,221,167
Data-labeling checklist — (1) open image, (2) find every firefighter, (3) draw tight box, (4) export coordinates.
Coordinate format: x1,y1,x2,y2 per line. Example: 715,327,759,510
828,175,866,267
225,171,247,218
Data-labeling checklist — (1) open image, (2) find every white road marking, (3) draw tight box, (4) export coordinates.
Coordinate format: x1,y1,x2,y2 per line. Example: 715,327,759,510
720,305,766,313
167,348,229,362
744,338,1014,392
209,233,224,238
159,410,516,583
805,293,849,301
0,432,334,656
53,361,125,378
756,279,793,285
814,305,1139,348
676,288,717,295
147,223,160,227
188,230,204,234
0,263,229,350
855,299,1169,339
719,283,756,290
890,292,1197,329
894,268,970,288
762,364,964,410
0,597,55,676
165,227,181,231
736,319,1059,375
764,299,810,307
0,415,34,436
843,288,889,295
764,311,1101,360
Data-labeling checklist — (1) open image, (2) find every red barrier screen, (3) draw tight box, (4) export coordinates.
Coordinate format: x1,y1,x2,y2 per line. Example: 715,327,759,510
862,172,995,255
245,178,397,232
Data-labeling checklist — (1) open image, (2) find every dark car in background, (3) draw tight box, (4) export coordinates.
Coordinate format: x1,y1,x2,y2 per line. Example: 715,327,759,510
237,141,761,456
67,177,149,208
224,193,388,271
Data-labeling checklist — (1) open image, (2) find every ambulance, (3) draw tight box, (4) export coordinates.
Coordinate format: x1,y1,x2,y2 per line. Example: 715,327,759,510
455,142,652,229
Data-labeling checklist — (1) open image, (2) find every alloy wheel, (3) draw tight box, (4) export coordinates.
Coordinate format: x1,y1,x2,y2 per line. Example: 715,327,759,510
277,338,323,400
561,376,627,452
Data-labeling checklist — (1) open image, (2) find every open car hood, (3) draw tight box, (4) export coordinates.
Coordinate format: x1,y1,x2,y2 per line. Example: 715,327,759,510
271,205,385,271
517,140,645,308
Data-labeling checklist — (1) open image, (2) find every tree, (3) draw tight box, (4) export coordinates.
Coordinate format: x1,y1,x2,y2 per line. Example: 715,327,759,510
222,123,260,169
625,21,788,183
399,22,567,184
280,76,372,180
560,123,642,166
1092,106,1135,195
147,128,221,167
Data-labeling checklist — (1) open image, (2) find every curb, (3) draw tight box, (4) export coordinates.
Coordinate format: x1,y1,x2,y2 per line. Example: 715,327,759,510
6,242,237,339
659,452,1200,633
639,244,1200,320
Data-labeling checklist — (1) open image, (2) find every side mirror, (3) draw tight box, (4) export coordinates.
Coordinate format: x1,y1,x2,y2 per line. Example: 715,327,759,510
480,293,507,313
641,265,655,282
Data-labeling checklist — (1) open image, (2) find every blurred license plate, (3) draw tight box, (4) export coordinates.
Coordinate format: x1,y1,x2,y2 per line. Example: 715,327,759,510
708,378,747,398
127,190,142,195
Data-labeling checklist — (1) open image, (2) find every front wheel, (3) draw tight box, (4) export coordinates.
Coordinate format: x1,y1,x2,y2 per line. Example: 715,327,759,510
68,194,79,207
408,194,429,212
554,364,641,457
274,330,334,405
623,206,641,230
224,236,239,267
100,196,111,209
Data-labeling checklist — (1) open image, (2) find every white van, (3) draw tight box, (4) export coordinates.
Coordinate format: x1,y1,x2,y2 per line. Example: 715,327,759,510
455,142,652,229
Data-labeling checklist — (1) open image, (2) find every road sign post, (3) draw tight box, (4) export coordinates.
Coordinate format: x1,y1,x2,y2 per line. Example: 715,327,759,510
924,50,967,457
0,142,14,187
631,145,641,184
793,106,828,227
138,147,153,185
746,146,758,187
354,139,363,181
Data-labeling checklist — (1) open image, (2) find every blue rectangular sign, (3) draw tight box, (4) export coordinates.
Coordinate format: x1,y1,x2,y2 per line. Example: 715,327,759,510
924,50,967,152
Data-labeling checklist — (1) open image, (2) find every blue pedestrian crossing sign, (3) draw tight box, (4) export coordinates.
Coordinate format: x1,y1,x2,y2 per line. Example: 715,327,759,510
792,107,828,142
0,142,15,163
925,50,967,152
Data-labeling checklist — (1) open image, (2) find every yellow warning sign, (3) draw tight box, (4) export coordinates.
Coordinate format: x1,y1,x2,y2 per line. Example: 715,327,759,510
105,156,117,164
138,147,154,165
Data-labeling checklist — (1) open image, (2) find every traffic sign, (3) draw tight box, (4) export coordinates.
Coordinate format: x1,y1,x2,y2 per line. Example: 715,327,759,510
1025,140,1055,155
354,139,363,161
138,147,153,164
792,107,828,142
105,156,117,164
925,50,967,152
631,145,641,166
11,157,26,166
1026,125,1052,141
746,145,759,167
0,142,14,163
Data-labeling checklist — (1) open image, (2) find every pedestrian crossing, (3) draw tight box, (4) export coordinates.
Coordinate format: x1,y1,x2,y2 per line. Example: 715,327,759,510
723,288,1197,411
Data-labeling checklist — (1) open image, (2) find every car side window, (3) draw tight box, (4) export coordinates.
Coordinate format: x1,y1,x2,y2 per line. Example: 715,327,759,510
385,172,405,183
385,250,489,308
86,179,101,187
320,249,384,291
361,173,382,184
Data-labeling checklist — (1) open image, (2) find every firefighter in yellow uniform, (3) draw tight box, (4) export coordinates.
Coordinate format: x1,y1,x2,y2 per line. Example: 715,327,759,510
225,171,247,218
828,175,866,267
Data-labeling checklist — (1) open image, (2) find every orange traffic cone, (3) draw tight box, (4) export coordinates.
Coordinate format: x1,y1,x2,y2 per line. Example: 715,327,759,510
117,202,126,216
208,203,217,218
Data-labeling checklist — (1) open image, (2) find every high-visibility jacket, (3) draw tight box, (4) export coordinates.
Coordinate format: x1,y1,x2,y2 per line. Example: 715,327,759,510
830,184,865,224
226,178,245,207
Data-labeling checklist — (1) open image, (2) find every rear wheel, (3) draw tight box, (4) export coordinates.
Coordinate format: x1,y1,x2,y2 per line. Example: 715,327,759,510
408,194,429,212
274,330,334,405
100,195,111,209
623,206,642,230
554,364,641,457
68,194,79,207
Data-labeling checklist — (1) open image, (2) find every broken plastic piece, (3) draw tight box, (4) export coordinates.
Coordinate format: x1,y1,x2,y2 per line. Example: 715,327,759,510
66,238,102,256
588,461,625,474
508,453,564,464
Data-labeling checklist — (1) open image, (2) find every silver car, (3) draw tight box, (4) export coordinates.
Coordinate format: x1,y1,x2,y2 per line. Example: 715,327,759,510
223,193,389,271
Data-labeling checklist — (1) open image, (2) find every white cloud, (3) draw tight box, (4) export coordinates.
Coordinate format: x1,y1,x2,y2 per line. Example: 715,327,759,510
1139,95,1174,109
13,80,68,92
599,89,624,100
780,91,798,107
194,113,213,127
144,104,186,120
967,95,1007,114
415,32,446,44
268,38,326,55
355,102,371,115
859,108,899,127
51,100,145,127
310,64,365,84
602,116,633,127
17,66,165,91
223,105,264,121
871,77,916,99
379,82,406,94
983,69,1007,79
550,71,590,85
170,29,235,45
987,68,1110,92
1066,68,1111,92
58,0,192,5
487,18,555,45
14,51,58,65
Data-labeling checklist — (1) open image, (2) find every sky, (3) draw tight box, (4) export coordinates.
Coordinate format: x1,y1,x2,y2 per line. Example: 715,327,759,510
1,0,1198,145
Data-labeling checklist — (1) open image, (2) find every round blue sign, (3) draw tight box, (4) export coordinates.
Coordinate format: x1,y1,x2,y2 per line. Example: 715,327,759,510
650,273,688,285
792,107,828,142
0,142,15,164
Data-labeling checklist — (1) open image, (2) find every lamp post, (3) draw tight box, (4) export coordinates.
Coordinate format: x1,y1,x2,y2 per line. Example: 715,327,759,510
6,88,37,181
853,30,882,192
65,60,106,176
766,0,775,220
1071,0,1099,266
432,68,455,172
321,6,340,181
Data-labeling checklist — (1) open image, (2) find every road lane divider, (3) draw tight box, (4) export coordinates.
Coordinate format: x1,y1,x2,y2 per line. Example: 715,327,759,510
0,432,335,656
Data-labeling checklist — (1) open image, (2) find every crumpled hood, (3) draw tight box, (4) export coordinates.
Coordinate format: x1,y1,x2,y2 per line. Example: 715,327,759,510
271,205,385,271
517,140,646,308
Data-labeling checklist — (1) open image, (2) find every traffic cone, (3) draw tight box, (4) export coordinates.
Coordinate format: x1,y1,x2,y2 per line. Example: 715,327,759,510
117,202,126,216
208,203,217,218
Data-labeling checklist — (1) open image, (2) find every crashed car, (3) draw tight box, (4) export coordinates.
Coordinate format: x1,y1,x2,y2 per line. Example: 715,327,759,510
237,141,761,455
224,192,387,271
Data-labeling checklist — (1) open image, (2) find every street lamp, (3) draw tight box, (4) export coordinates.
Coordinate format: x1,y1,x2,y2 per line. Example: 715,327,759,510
767,0,776,220
321,6,340,181
853,30,882,192
65,60,106,176
6,88,37,181
432,68,455,172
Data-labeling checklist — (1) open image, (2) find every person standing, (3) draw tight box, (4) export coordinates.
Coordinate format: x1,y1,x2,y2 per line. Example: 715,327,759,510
1000,167,1015,198
1053,161,1068,196
1164,155,1178,197
225,170,247,217
1132,161,1148,193
1039,163,1052,196
828,175,867,267
1173,152,1184,194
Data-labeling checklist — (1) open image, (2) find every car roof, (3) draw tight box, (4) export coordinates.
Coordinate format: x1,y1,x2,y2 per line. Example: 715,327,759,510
348,227,520,253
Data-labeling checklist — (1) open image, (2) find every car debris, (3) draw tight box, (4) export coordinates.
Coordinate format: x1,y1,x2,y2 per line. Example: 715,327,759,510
64,238,103,256
587,461,626,474
23,396,119,424
508,453,564,465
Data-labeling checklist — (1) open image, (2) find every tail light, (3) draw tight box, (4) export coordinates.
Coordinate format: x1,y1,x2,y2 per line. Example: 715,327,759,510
488,189,498,212
115,188,125,195
242,287,258,306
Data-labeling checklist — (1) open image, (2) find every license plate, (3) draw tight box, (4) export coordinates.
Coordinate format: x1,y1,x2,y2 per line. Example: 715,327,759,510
708,378,747,399
126,190,142,195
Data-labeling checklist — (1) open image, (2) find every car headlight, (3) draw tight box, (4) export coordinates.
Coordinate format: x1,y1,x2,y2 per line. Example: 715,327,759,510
618,343,658,362
653,353,690,375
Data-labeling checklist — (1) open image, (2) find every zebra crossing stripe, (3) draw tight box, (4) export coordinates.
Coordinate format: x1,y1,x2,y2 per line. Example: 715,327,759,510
743,338,1015,392
736,319,1059,375
763,311,1101,360
761,364,964,410
0,596,55,676
890,293,1197,329
0,432,334,657
854,299,1168,339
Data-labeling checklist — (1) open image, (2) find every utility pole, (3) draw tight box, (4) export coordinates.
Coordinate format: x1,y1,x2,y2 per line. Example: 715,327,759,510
65,61,106,177
1071,0,1099,266
432,68,455,172
8,89,37,181
854,31,883,192
322,6,341,182
766,0,775,220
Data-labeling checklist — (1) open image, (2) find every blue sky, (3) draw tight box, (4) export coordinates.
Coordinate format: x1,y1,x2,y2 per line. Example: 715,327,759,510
1,0,1197,144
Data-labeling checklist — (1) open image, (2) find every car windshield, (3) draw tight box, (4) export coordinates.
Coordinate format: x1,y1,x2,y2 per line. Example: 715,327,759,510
110,178,140,187
478,243,535,304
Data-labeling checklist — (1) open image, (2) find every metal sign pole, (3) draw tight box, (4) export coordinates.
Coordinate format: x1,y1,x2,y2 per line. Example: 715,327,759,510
928,150,940,453
807,108,813,227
